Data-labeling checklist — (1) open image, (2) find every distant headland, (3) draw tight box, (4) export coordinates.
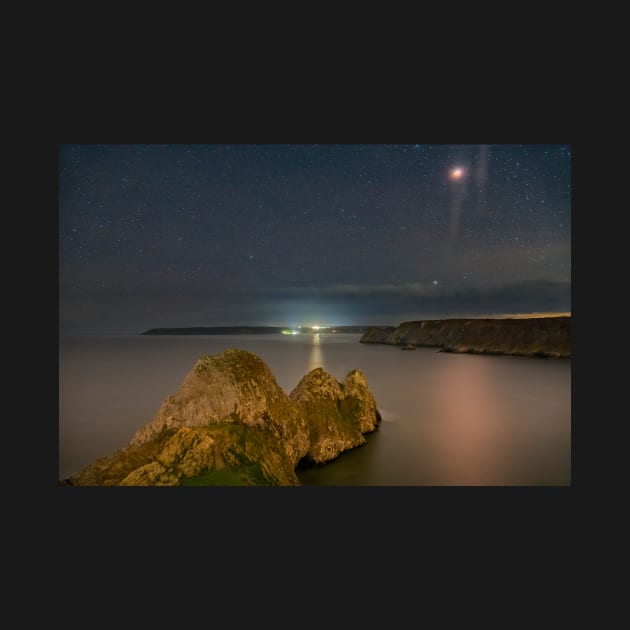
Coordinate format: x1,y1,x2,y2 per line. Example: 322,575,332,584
360,316,571,358
141,325,369,335
140,317,571,359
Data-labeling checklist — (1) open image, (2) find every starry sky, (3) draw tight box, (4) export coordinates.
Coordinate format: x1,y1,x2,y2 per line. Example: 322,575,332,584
59,144,571,333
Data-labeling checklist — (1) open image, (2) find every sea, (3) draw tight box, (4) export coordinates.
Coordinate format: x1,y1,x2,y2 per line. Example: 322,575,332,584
59,333,571,485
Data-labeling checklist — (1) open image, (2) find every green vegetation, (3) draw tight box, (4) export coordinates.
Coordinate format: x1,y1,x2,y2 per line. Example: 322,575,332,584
172,421,296,486
180,465,271,486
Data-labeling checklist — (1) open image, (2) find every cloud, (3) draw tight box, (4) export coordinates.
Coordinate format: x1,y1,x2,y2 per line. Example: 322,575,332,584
59,278,571,333
241,279,571,324
256,279,568,301
263,282,436,296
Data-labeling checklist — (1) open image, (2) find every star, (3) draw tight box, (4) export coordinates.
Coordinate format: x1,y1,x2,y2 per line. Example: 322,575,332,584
59,143,571,333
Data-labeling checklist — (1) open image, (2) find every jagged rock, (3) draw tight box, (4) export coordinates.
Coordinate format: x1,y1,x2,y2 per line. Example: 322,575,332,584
120,461,176,486
130,348,309,468
340,369,381,435
64,349,381,486
290,367,360,463
288,367,381,464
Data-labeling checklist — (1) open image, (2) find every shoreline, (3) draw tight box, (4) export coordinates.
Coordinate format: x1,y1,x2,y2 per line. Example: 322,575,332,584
360,316,571,359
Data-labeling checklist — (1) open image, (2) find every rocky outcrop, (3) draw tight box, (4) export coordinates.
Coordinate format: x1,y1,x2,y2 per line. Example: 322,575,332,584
63,349,381,486
289,368,381,464
360,317,571,358
130,348,309,468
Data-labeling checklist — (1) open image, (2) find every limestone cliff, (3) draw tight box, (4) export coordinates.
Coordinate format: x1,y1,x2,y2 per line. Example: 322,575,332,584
360,317,571,358
130,348,309,467
63,349,381,486
289,367,381,464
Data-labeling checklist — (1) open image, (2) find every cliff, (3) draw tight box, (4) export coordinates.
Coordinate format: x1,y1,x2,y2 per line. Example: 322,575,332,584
62,348,381,486
360,317,570,358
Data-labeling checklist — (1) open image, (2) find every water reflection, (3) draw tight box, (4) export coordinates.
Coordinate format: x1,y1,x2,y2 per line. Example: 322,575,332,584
308,333,323,372
60,335,571,484
431,356,504,484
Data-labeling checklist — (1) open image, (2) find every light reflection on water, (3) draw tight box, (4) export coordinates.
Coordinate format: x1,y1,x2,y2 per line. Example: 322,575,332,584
429,356,506,484
308,333,323,372
59,334,570,485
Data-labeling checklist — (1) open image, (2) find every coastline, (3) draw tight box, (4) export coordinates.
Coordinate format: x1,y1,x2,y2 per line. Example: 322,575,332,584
360,316,571,358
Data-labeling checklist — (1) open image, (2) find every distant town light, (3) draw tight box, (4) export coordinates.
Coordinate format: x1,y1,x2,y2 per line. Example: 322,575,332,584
312,325,320,330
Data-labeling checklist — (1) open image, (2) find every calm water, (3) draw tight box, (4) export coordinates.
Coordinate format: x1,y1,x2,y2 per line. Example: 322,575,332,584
59,333,571,485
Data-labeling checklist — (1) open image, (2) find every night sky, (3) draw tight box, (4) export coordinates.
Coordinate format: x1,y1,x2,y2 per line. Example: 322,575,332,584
59,144,571,333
